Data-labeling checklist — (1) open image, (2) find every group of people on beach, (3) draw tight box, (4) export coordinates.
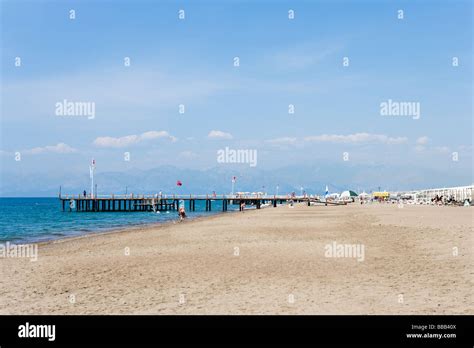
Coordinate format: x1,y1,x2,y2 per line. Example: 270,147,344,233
432,195,444,205
431,194,465,206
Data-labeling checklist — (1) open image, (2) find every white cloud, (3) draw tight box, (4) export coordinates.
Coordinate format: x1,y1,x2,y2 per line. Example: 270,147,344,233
24,143,78,155
416,136,429,145
270,43,343,70
414,145,425,152
93,131,176,148
434,146,450,154
208,130,233,139
179,151,198,159
303,133,408,145
266,137,298,145
2,68,229,125
0,150,12,156
140,131,177,142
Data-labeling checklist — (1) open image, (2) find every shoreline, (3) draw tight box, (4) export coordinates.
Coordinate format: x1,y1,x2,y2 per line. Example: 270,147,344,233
1,203,472,314
1,204,242,246
49,207,253,248
38,210,235,247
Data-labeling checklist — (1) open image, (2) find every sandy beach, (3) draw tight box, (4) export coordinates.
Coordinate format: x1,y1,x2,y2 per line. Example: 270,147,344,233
0,203,472,314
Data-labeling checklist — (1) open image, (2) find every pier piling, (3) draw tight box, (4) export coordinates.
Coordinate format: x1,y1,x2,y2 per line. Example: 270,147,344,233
59,194,329,213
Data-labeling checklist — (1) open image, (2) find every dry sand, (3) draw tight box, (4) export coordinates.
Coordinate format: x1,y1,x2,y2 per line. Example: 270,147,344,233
0,203,472,314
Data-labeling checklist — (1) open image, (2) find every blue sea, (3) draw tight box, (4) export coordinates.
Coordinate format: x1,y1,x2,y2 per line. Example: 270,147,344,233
0,198,239,243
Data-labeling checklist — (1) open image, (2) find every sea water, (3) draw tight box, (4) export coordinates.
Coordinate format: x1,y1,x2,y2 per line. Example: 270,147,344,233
0,198,238,243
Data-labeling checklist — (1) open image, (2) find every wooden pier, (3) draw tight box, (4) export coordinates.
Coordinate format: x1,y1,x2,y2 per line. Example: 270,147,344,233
59,194,347,213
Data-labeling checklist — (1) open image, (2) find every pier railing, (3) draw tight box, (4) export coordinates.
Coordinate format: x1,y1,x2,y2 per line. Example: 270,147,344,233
59,194,317,200
58,193,345,213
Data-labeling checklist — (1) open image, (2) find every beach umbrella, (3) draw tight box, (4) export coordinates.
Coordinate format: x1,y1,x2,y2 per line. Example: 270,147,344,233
340,190,358,200
341,190,358,197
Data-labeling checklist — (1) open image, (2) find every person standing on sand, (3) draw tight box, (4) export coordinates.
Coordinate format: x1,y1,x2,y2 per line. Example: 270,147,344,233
179,206,186,221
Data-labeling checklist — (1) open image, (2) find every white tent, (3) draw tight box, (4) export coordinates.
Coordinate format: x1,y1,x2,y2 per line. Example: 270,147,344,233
340,190,358,198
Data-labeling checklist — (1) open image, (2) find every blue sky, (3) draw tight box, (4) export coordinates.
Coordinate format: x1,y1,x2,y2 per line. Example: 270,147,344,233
1,0,472,193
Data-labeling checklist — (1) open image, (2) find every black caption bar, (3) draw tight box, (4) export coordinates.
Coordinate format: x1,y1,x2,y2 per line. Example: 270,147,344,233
0,315,472,347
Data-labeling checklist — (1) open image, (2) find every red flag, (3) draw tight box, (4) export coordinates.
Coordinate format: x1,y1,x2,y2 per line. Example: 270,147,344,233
176,180,182,186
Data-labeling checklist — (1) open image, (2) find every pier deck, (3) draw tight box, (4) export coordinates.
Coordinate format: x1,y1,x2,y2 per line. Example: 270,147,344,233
59,194,346,212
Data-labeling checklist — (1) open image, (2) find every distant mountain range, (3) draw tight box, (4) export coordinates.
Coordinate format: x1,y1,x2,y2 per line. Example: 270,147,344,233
1,162,471,197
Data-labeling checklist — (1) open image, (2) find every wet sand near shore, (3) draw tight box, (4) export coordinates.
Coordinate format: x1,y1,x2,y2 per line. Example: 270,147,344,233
0,203,472,314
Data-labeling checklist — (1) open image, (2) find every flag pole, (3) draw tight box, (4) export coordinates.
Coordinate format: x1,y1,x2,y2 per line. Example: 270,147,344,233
231,176,236,196
90,159,96,198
